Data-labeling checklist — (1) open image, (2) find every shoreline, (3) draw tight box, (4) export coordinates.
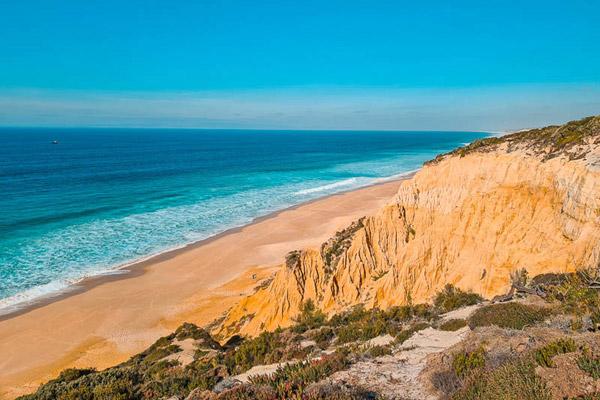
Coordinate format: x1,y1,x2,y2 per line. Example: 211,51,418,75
0,170,417,323
0,172,413,399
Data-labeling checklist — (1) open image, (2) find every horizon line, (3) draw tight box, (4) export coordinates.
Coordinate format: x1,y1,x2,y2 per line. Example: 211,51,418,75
0,124,500,134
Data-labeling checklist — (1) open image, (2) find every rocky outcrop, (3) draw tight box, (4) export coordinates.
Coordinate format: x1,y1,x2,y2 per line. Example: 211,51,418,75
217,116,600,338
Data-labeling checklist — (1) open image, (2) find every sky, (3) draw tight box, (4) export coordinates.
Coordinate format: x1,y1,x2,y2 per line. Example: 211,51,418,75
1,0,599,130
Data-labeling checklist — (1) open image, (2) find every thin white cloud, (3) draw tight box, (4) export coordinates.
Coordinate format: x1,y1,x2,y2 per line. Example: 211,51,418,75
0,84,599,131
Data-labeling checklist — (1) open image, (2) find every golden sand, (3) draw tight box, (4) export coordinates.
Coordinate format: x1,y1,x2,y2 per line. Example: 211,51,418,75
0,179,403,399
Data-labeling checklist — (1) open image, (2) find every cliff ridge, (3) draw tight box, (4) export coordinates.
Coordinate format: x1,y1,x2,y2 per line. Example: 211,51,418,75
217,116,600,338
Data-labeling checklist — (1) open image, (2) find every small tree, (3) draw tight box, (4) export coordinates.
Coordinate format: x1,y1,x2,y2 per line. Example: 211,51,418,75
292,299,327,333
434,284,483,313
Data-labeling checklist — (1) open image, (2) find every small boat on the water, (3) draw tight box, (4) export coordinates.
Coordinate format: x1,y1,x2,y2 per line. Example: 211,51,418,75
51,140,59,144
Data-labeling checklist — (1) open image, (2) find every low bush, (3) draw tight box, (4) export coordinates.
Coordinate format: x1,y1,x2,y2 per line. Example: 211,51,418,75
142,344,181,364
534,338,577,368
336,317,389,344
328,304,372,328
309,326,335,349
48,368,97,384
452,358,551,400
433,284,483,313
543,272,600,315
452,346,486,378
430,369,462,397
292,299,327,333
439,318,468,331
468,302,550,330
214,384,277,400
303,383,380,400
175,323,222,349
331,304,425,344
577,354,600,379
367,345,392,358
222,330,307,375
19,367,143,400
248,352,349,398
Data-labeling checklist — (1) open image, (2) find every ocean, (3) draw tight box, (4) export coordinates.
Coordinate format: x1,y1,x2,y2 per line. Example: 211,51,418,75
0,128,487,312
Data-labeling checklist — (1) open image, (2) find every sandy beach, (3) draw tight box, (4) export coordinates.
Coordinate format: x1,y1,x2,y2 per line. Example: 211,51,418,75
0,177,406,399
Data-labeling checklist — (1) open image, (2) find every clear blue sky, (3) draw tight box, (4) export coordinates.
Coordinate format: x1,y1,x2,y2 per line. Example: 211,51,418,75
1,0,599,130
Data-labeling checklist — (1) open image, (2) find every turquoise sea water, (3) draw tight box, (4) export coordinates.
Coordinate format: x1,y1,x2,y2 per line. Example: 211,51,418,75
0,128,487,312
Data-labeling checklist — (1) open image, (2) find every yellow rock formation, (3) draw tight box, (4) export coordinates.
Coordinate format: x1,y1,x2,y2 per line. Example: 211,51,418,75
217,117,600,338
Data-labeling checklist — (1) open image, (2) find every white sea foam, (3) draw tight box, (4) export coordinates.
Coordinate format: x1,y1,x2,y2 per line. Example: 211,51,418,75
371,169,419,183
294,169,418,197
0,269,131,316
293,178,360,195
0,279,71,316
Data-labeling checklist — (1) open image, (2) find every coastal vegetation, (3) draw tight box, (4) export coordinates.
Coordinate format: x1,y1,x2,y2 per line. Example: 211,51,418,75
438,318,468,331
467,302,551,330
16,284,474,400
433,284,483,313
427,115,600,163
21,276,600,399
320,218,365,275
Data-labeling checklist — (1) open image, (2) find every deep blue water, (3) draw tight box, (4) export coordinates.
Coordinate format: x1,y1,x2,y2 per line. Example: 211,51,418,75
0,128,487,311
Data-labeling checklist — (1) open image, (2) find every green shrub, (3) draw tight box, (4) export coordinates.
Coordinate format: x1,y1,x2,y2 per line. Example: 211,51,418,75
49,368,97,384
534,338,577,368
333,305,399,344
328,303,435,345
452,358,551,400
367,345,392,358
577,354,600,379
329,303,433,327
544,273,600,315
429,116,600,163
336,316,389,344
434,284,483,313
453,346,486,378
468,302,550,330
248,352,349,398
571,316,585,331
215,384,277,400
303,383,380,400
18,367,143,400
328,304,370,327
174,323,222,349
223,330,283,374
292,299,327,333
143,344,181,363
310,326,335,349
439,318,468,331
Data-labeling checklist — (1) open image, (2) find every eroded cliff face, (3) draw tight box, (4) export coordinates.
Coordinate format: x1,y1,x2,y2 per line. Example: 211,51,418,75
217,117,600,338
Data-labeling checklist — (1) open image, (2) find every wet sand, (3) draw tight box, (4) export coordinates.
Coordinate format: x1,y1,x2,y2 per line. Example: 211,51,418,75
0,178,407,399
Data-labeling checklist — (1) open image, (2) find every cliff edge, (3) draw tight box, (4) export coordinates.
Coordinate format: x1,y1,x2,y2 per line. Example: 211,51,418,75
217,116,600,338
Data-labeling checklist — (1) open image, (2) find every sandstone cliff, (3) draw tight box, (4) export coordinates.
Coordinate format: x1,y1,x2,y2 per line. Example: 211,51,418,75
217,116,600,338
